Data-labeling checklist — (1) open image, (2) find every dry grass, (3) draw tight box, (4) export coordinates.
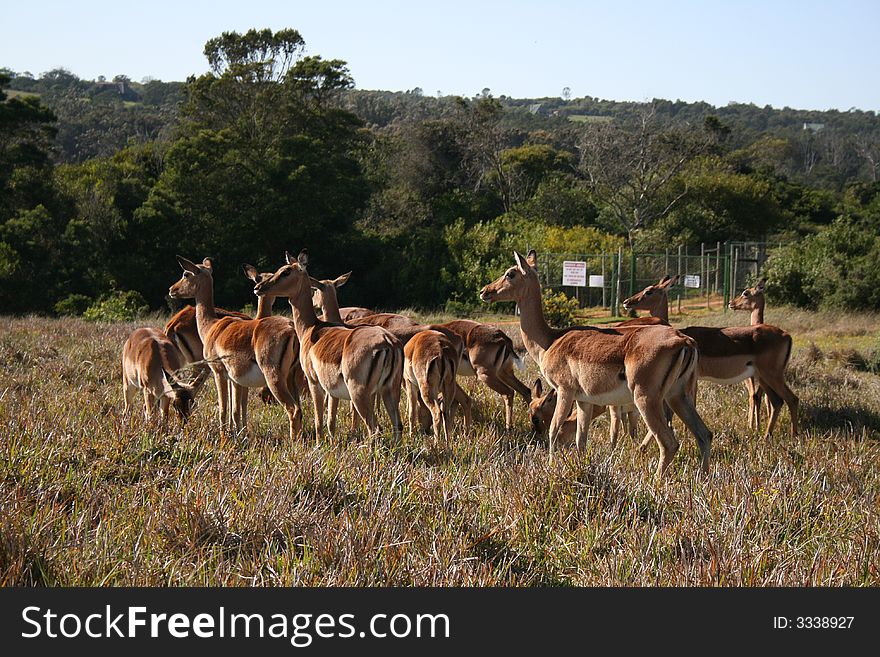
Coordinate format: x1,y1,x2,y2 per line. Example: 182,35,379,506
1,312,878,586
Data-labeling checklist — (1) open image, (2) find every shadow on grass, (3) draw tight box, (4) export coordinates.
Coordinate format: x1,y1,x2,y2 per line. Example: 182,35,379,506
802,402,880,437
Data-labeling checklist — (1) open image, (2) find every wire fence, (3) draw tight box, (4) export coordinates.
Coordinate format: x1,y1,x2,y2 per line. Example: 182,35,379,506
533,241,780,317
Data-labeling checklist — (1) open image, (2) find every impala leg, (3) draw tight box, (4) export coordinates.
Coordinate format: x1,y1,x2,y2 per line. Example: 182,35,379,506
159,395,171,424
308,381,326,440
381,384,403,444
475,368,517,430
351,386,379,437
609,406,622,447
635,394,680,479
575,401,592,452
405,378,420,436
453,383,473,433
759,374,799,438
263,369,303,441
548,388,575,463
326,396,339,437
123,381,136,419
667,390,713,476
626,408,640,443
211,367,230,434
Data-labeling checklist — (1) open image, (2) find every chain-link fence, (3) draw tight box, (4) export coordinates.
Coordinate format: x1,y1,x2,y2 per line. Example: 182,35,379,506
533,242,779,318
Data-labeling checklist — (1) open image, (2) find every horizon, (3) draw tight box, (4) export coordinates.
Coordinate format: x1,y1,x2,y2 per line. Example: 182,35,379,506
3,0,878,113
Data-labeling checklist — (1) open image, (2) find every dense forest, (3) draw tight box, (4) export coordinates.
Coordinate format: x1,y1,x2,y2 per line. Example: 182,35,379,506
2,28,880,316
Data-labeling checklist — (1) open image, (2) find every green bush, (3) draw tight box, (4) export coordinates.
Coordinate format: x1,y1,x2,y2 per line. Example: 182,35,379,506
542,289,579,328
83,289,149,322
54,294,92,316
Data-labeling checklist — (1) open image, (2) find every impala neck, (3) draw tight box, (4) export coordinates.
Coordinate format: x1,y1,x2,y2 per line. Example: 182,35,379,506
321,289,343,324
750,304,764,325
516,283,556,365
193,282,219,344
649,293,670,323
255,295,275,319
287,287,320,337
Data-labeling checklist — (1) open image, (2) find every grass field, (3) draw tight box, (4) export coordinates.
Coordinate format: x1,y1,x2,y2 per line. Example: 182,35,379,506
1,307,878,586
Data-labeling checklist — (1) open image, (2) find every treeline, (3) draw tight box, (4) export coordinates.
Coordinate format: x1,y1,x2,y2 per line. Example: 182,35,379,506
2,27,880,316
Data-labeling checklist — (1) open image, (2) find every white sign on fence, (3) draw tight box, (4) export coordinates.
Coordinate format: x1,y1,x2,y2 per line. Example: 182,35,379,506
683,274,701,289
562,261,587,287
589,275,604,288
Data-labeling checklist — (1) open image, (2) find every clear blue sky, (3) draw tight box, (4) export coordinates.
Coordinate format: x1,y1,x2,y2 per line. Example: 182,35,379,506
3,0,877,111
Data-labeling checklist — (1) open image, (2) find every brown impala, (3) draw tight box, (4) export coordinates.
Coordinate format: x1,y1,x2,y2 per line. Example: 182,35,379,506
480,250,713,478
308,271,474,432
622,275,797,438
253,251,404,442
728,278,770,430
168,257,303,442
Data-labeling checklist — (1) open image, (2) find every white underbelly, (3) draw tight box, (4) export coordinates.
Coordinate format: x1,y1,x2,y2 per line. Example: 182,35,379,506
232,363,267,389
579,381,632,406
457,359,476,377
326,377,351,400
701,365,754,386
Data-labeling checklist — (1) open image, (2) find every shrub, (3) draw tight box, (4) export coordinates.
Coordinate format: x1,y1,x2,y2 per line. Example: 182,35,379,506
53,294,92,316
82,289,149,322
542,289,579,328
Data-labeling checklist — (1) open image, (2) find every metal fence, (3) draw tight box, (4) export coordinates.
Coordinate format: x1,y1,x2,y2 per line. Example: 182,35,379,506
534,241,779,317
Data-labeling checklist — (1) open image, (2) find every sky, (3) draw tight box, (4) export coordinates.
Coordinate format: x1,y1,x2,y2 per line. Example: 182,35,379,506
2,0,878,111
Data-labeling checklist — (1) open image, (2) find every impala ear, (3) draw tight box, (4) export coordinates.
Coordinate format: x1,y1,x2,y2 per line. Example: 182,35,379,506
201,258,213,271
532,378,543,398
297,249,309,269
176,255,200,274
755,279,766,292
526,249,537,269
661,274,679,288
513,251,530,275
163,369,182,391
308,276,324,291
334,271,352,288
242,264,258,282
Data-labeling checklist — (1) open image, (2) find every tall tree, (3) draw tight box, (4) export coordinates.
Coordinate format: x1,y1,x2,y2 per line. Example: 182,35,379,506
577,103,711,246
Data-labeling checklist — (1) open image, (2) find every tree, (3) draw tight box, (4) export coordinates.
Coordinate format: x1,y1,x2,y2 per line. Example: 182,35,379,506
577,103,710,246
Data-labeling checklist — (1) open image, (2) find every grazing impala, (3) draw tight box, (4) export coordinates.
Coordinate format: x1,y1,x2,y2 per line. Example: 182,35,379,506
168,256,303,441
404,329,460,446
122,327,205,423
253,251,404,442
481,250,713,478
309,272,474,431
622,275,798,438
728,279,769,430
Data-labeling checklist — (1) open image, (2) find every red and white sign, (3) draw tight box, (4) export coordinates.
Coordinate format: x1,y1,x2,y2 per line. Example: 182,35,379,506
562,261,587,287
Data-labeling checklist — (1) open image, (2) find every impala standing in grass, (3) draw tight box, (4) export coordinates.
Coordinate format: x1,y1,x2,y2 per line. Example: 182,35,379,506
168,256,303,441
481,250,713,478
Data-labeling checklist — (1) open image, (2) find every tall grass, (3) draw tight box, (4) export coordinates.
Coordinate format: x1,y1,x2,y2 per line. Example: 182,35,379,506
0,313,878,586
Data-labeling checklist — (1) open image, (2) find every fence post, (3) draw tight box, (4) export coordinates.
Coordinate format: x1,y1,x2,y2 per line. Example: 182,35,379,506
601,253,607,309
611,251,619,317
677,244,683,316
723,244,730,312
715,240,721,297
629,250,636,299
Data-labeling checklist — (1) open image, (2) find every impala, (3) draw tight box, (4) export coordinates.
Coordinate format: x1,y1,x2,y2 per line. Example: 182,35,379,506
253,251,404,441
121,327,205,423
168,256,303,441
243,262,308,402
622,274,798,438
480,250,713,477
404,329,460,446
309,272,474,432
343,311,527,431
728,278,769,430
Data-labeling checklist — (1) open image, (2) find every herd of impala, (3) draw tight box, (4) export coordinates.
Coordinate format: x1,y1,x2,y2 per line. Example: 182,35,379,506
121,247,798,479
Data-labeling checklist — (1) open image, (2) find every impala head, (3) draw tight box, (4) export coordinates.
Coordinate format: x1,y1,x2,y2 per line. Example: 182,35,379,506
169,256,213,299
479,249,539,304
310,271,352,311
253,249,310,299
242,263,274,288
528,378,557,437
162,370,202,422
729,279,766,312
621,275,679,312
